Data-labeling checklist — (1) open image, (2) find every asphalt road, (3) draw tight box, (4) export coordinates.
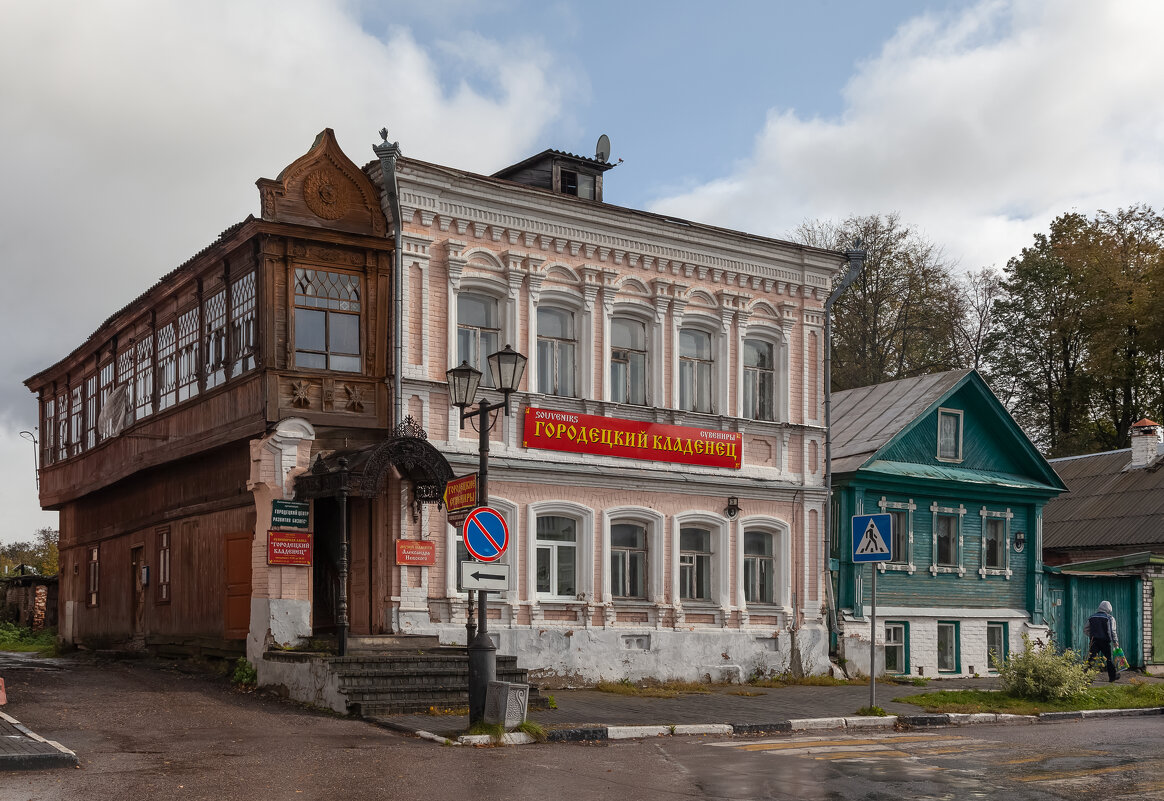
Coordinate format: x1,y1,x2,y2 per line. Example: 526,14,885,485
3,653,1163,801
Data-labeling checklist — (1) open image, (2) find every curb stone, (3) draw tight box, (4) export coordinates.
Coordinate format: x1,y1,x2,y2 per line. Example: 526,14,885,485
388,706,1164,746
0,711,78,770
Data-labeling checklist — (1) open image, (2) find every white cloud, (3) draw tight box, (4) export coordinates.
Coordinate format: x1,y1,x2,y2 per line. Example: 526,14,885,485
650,0,1164,272
0,0,566,542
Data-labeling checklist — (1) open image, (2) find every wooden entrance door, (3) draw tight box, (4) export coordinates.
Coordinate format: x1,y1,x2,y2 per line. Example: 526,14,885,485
130,546,145,639
224,531,252,640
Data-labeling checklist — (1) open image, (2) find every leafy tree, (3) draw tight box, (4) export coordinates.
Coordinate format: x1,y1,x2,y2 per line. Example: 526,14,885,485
0,528,59,576
794,213,966,390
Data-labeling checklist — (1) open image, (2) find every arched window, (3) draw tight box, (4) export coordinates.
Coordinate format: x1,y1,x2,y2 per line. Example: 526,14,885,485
611,317,647,405
457,293,500,386
679,328,713,413
536,306,576,397
679,527,713,600
536,515,577,597
610,522,647,599
742,338,775,420
743,530,775,604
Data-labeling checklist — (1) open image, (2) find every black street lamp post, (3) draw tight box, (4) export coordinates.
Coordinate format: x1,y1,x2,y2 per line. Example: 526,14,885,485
446,345,527,725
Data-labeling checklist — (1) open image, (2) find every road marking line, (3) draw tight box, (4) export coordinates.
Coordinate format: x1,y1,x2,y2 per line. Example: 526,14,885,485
814,750,912,760
737,735,958,752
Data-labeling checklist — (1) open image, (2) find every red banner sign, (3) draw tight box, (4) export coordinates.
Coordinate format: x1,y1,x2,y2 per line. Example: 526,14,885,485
267,531,312,566
523,407,742,469
444,473,478,515
395,540,437,566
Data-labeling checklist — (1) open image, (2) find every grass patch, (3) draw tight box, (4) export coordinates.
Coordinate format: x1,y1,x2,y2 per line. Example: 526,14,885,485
727,689,767,697
896,678,1164,716
0,624,58,656
515,720,547,742
855,705,888,716
467,721,505,742
749,673,895,689
594,679,712,698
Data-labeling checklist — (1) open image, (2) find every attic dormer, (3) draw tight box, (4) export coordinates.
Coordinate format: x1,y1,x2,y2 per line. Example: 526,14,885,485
492,149,614,202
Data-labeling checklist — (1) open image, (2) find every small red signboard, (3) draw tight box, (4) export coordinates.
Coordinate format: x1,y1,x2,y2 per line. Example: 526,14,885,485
267,531,312,566
444,473,479,526
396,540,437,566
523,407,743,469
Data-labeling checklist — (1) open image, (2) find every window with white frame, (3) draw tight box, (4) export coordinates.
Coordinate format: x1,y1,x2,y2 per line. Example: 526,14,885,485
294,268,362,373
937,408,963,461
457,293,499,387
536,516,577,597
610,316,647,405
984,518,1005,569
936,514,958,566
742,338,776,421
937,621,959,672
610,523,647,600
986,622,1007,669
743,530,775,604
679,328,712,413
536,307,575,397
885,622,907,674
679,527,712,601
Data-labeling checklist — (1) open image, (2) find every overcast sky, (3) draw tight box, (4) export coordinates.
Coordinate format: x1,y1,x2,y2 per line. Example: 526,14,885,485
2,0,1162,543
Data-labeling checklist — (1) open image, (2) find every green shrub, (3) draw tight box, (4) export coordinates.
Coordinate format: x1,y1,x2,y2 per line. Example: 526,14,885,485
0,623,57,655
231,657,257,688
993,634,1097,700
855,705,888,716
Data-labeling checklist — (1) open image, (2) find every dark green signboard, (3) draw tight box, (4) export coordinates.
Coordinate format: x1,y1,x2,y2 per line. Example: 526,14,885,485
271,500,310,530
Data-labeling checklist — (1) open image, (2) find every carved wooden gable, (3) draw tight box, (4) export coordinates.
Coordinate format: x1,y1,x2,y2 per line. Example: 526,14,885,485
256,129,385,237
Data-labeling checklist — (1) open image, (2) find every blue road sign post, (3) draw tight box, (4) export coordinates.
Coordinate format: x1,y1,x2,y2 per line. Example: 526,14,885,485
852,513,894,710
463,507,510,563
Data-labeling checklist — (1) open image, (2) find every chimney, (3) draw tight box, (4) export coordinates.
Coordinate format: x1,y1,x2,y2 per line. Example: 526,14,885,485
1129,418,1162,468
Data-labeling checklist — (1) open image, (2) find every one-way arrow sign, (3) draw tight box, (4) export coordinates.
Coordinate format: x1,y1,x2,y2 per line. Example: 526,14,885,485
460,560,510,592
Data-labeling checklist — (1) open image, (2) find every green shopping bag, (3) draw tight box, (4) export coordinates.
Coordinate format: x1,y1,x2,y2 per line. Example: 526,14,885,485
1112,646,1130,672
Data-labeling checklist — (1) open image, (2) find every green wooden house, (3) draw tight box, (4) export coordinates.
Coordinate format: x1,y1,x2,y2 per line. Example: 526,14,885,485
830,369,1066,677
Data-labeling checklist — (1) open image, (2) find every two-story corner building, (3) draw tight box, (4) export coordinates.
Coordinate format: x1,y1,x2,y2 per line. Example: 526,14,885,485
25,128,848,690
829,370,1066,678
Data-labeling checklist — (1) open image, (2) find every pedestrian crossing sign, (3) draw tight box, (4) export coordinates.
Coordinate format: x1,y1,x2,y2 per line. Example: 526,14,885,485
852,513,893,563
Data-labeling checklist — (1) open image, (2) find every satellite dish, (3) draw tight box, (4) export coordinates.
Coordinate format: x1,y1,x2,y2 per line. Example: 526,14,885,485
98,384,132,440
595,134,611,163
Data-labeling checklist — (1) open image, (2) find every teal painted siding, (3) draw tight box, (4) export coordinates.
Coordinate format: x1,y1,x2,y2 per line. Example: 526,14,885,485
878,385,1037,477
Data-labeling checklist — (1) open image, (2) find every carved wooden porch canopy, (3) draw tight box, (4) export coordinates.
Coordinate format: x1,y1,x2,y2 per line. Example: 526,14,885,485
294,417,453,506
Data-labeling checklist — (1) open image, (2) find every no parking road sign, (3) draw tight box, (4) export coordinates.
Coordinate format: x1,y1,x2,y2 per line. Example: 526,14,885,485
463,506,510,563
852,513,893,563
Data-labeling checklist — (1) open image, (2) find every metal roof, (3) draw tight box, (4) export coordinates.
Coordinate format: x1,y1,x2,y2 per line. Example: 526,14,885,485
830,369,972,474
1043,449,1164,549
861,460,1058,491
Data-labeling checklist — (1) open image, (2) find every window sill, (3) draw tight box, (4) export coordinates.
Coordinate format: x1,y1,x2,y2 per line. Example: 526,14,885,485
978,568,1013,579
929,565,965,577
878,562,916,574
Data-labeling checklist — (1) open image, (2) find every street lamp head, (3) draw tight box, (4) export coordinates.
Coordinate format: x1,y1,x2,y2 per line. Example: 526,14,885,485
488,345,528,395
446,360,482,409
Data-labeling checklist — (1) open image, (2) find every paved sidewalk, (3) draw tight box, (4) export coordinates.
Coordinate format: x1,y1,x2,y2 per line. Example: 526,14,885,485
0,709,77,770
371,675,1164,745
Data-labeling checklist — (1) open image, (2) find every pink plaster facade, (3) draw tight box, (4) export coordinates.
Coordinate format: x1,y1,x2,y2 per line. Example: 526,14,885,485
372,155,846,681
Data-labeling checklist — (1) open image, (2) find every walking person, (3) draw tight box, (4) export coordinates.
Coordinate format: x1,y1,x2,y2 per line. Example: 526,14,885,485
1087,600,1121,682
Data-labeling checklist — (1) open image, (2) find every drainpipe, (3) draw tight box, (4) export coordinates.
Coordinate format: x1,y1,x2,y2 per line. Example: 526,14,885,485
374,129,404,427
823,242,865,639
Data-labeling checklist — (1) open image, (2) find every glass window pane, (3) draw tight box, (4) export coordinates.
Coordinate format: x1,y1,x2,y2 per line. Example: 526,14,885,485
576,173,595,199
696,554,710,599
744,339,772,369
459,294,496,328
938,624,956,671
611,361,627,403
744,532,771,556
296,309,326,352
939,412,960,459
329,354,361,372
536,548,551,593
457,328,474,367
680,528,711,552
537,340,554,394
557,342,575,397
538,307,571,339
628,552,645,598
296,352,327,369
610,552,626,597
628,351,646,405
612,318,645,349
537,516,576,542
329,312,360,355
557,546,576,596
611,524,646,549
680,329,711,359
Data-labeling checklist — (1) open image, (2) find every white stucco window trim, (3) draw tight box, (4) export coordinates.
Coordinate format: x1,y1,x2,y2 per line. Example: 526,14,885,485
600,506,666,607
531,287,589,400
673,311,721,414
605,299,659,406
527,499,595,603
737,322,788,423
673,510,731,615
736,515,792,615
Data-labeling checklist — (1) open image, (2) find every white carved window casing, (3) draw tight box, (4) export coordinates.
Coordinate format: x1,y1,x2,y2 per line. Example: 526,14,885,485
877,497,916,575
610,316,647,405
457,292,499,387
536,306,576,397
937,408,963,462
